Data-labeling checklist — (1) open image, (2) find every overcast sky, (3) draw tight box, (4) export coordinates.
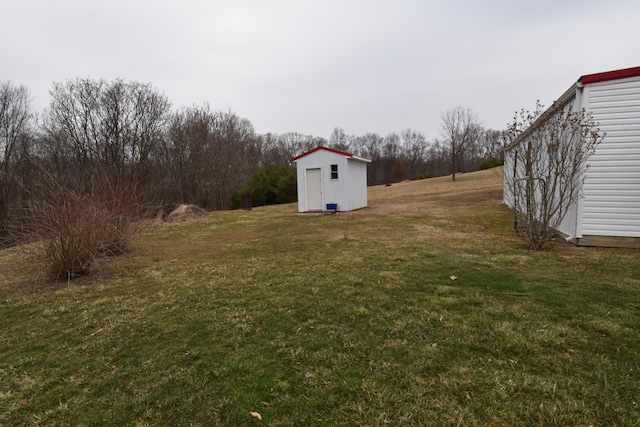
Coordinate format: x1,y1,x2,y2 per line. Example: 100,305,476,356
2,0,639,141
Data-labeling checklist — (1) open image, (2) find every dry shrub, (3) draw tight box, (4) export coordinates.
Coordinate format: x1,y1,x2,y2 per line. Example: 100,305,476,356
26,180,137,281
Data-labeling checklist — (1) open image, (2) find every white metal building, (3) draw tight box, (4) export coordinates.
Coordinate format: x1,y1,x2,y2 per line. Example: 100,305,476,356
504,66,640,248
292,146,371,213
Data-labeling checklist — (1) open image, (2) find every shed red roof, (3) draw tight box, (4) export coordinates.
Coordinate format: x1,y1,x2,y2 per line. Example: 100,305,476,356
291,145,370,162
579,66,640,85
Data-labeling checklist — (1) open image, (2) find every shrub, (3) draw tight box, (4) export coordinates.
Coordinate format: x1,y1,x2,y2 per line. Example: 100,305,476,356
26,180,136,281
231,164,297,209
478,157,504,170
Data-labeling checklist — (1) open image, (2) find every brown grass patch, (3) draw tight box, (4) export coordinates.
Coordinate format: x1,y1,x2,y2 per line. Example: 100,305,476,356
359,168,504,217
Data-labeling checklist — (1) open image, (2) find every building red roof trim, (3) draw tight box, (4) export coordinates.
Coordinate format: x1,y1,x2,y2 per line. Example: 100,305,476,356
579,66,640,85
291,145,369,162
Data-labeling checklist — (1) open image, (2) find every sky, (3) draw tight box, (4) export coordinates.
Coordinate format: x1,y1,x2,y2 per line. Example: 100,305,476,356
2,0,640,142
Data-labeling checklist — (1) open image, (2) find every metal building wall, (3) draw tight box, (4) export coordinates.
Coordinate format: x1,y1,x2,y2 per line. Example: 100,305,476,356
581,76,640,238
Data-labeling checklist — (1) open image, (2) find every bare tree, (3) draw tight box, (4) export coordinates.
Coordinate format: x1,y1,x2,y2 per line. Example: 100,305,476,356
440,106,481,180
210,110,261,209
257,132,326,167
0,81,32,241
424,139,447,177
41,78,171,193
352,132,383,185
480,129,505,162
257,133,284,166
329,127,352,151
162,105,260,209
382,132,402,183
505,101,604,250
401,129,428,179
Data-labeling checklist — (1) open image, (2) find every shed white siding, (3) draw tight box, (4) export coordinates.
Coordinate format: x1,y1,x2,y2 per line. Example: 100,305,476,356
345,159,368,210
581,77,640,237
293,146,370,213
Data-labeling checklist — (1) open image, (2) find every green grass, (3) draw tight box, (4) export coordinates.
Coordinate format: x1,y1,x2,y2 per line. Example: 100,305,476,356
1,169,639,426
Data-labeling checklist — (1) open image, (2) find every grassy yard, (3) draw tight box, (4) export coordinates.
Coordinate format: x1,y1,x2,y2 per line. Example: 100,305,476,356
1,169,639,426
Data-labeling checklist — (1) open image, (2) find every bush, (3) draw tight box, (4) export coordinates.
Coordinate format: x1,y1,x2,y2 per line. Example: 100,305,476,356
478,157,504,170
231,164,297,209
26,181,136,281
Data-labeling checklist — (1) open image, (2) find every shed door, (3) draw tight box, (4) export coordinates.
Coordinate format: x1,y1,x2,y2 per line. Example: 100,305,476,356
306,168,322,211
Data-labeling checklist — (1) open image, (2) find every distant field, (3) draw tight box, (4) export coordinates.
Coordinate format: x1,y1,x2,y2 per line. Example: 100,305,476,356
1,168,639,426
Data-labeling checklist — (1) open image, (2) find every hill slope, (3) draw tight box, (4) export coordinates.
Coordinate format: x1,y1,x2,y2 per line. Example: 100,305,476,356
1,167,638,426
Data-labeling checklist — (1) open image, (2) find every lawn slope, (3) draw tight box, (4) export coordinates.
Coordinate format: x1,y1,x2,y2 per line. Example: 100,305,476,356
1,168,639,426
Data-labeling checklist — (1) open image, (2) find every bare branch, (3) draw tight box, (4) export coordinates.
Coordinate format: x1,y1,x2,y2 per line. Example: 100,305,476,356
506,101,604,249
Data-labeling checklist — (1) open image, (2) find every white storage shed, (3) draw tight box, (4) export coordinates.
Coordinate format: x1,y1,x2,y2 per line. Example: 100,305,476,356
504,66,640,248
292,146,371,213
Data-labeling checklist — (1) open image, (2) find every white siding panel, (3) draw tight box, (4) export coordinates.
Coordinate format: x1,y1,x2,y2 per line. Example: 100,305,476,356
589,79,640,94
592,108,640,118
587,99,640,110
585,170,640,179
585,142,640,151
585,200,640,209
582,76,640,237
594,158,640,171
557,198,579,238
503,153,515,207
346,159,368,210
595,113,640,123
597,123,640,133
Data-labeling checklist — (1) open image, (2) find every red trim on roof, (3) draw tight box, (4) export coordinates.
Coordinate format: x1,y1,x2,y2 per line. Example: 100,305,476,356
579,66,640,85
291,145,364,162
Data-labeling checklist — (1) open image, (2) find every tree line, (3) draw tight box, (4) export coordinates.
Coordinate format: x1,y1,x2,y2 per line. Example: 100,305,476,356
1,77,506,247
